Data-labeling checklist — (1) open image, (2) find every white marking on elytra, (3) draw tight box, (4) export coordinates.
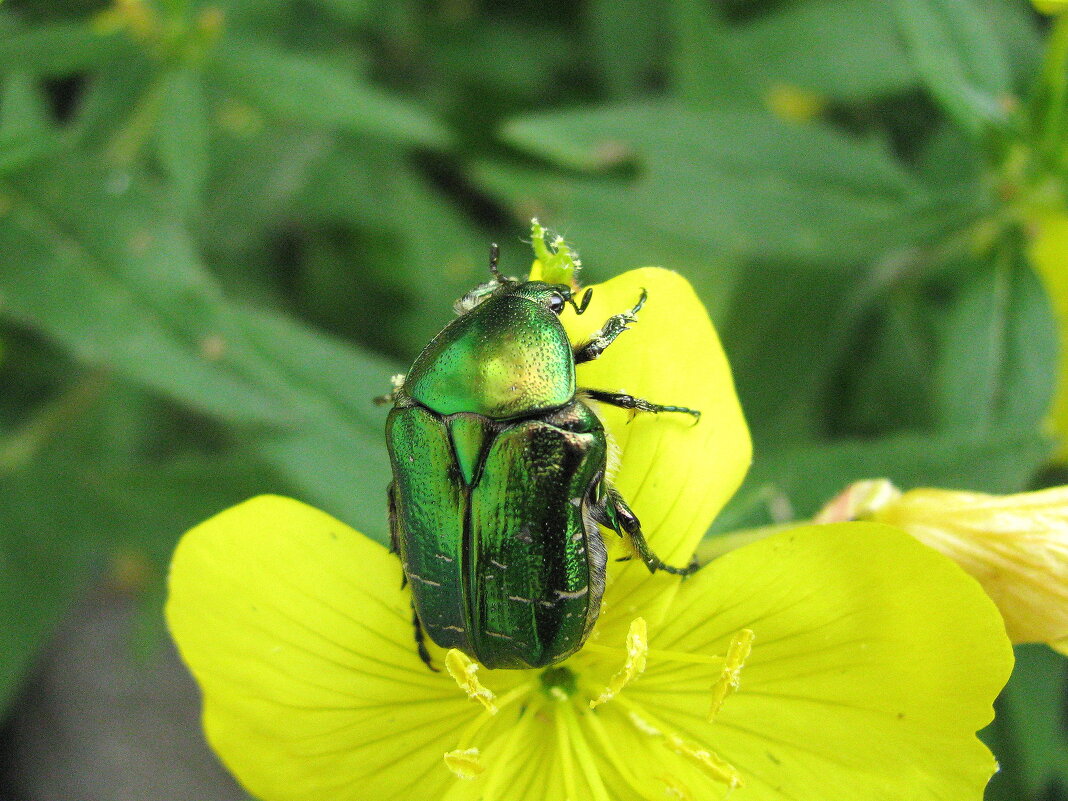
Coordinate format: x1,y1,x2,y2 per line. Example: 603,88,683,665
409,573,442,587
554,586,589,600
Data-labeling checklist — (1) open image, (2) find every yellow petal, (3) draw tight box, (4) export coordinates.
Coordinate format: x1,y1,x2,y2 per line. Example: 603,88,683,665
626,522,1012,800
166,495,523,801
1028,210,1068,461
1033,0,1068,14
869,486,1068,644
558,267,751,570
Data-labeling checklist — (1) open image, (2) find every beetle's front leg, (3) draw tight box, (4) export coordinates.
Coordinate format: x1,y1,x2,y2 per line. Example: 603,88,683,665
573,289,647,364
583,389,700,422
592,484,698,577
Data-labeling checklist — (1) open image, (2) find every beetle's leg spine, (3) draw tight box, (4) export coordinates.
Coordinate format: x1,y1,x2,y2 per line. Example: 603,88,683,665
387,482,408,590
572,288,648,364
582,389,701,421
594,485,699,577
412,603,440,672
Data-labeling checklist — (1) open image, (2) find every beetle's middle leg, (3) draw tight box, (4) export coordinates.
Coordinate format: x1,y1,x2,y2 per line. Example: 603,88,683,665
573,288,647,364
583,388,700,422
591,484,698,577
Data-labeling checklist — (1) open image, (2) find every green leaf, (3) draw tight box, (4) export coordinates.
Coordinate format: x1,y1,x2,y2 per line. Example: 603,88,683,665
153,68,210,213
1,72,54,137
228,304,396,541
673,0,918,106
486,102,938,271
932,254,1059,433
995,645,1068,796
0,158,296,427
0,132,61,175
588,0,670,98
296,142,491,356
737,0,917,102
0,452,101,712
835,290,936,436
893,0,1012,135
0,155,401,538
0,74,61,173
669,0,762,108
210,37,453,150
720,264,865,444
0,20,128,77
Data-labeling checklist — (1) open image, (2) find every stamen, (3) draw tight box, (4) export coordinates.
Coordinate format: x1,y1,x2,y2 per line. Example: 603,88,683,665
708,629,755,721
589,617,648,709
627,709,662,737
445,649,498,714
665,733,743,790
615,696,744,793
660,774,693,801
444,681,537,785
444,747,484,780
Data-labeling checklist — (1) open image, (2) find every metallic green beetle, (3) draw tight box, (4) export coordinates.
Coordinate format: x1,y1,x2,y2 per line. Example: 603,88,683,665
385,246,699,670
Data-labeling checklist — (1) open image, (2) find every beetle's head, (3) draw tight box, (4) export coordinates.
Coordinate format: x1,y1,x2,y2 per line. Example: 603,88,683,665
510,282,593,317
452,244,593,317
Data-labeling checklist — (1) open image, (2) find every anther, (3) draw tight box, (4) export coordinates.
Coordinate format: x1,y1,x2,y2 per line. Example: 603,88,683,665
666,734,743,790
445,649,498,714
589,617,648,709
444,747,485,780
708,629,755,721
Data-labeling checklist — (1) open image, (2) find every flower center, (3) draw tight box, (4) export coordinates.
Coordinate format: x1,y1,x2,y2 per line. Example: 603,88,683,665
441,621,755,799
540,665,578,698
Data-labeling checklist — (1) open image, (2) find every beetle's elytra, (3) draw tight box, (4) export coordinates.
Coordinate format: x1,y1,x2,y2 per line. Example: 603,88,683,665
385,246,700,670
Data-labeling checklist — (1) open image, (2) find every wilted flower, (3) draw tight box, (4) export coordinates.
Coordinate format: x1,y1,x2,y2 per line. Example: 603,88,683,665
818,479,1068,654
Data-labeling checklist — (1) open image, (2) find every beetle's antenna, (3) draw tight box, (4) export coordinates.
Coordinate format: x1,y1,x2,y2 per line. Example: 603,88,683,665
489,243,502,281
569,287,594,315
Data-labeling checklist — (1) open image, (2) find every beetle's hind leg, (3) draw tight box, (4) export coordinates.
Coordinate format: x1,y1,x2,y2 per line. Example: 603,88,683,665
583,389,700,423
387,483,408,590
411,604,440,672
391,483,439,672
591,484,698,577
573,288,647,364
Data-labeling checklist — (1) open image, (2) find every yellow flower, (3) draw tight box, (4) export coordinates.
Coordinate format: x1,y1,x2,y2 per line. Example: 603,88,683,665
168,270,1012,801
819,479,1068,655
1034,0,1068,14
1028,210,1068,462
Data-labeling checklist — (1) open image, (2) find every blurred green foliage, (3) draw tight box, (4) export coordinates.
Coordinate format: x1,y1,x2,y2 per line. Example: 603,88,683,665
0,0,1066,798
